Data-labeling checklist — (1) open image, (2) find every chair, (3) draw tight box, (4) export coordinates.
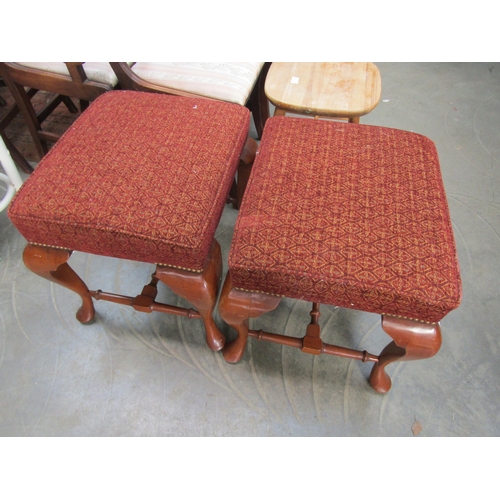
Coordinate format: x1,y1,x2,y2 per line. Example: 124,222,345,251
110,62,270,208
110,62,271,139
8,90,256,351
109,62,270,209
264,62,382,123
0,62,121,161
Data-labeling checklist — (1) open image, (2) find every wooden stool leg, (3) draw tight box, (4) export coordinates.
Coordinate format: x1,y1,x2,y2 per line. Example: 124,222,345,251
155,239,225,352
369,316,442,394
219,271,281,363
234,137,258,209
22,244,95,323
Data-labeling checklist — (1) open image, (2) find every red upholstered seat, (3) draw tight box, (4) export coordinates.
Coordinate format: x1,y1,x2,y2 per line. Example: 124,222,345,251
229,117,462,323
8,91,250,272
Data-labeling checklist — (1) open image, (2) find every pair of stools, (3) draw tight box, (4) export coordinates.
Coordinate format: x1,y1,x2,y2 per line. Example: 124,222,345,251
8,90,462,394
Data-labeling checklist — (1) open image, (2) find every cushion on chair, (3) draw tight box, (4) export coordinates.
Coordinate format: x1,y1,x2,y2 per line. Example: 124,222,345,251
229,117,462,323
8,91,250,272
131,62,265,106
16,62,123,87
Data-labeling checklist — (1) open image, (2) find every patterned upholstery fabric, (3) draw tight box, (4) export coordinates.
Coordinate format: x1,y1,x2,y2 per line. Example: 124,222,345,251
131,62,265,106
229,117,462,323
16,62,123,87
9,91,250,271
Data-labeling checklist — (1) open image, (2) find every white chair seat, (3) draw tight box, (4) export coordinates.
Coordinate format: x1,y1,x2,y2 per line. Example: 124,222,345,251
131,62,265,106
16,62,121,87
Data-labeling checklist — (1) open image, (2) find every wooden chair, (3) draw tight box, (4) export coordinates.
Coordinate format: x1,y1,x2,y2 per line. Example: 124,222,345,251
265,62,382,123
110,62,271,139
110,62,270,208
0,63,121,161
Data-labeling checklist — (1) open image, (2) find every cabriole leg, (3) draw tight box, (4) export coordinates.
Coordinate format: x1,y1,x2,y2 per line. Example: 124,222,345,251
22,243,95,323
369,315,442,394
156,239,225,352
218,271,281,363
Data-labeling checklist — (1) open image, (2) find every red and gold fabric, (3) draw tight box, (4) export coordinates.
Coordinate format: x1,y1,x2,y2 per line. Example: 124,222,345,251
229,117,462,323
9,91,250,272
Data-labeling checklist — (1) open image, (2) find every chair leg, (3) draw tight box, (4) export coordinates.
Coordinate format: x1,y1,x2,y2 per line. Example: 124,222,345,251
234,137,258,209
61,96,79,113
218,271,281,363
155,239,225,352
22,244,95,323
369,316,442,394
4,81,49,158
247,62,271,139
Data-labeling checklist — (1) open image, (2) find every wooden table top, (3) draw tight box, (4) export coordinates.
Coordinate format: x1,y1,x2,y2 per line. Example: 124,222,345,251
264,62,382,118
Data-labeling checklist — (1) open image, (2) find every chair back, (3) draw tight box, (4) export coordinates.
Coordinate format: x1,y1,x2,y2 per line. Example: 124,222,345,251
0,62,116,160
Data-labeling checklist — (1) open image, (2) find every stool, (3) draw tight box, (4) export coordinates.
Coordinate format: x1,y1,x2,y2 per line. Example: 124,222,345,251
264,62,382,122
8,90,254,351
219,117,462,393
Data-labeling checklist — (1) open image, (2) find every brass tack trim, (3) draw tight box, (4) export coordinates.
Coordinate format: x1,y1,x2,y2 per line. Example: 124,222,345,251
383,313,438,325
28,243,203,274
235,287,284,298
156,263,203,273
30,242,72,251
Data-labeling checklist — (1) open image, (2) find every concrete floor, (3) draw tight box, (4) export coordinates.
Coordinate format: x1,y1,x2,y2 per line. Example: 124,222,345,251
0,62,499,437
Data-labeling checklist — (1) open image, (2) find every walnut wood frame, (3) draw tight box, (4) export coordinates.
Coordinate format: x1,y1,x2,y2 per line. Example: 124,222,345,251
23,240,227,352
218,271,442,393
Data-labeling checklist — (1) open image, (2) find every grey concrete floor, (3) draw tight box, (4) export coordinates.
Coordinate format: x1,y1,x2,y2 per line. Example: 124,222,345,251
0,62,499,437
